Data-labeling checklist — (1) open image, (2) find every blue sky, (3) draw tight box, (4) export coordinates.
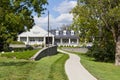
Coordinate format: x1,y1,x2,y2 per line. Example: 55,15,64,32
34,0,77,30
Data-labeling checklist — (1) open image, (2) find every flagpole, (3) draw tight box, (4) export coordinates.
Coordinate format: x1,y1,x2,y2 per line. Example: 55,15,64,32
47,11,50,55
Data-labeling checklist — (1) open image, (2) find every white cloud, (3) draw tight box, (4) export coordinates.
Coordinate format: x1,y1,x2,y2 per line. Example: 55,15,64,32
34,0,77,30
34,13,73,30
56,13,73,23
54,0,77,14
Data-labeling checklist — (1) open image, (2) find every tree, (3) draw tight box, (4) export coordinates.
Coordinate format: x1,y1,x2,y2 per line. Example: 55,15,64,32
71,0,120,65
71,1,99,43
0,0,48,51
60,24,71,30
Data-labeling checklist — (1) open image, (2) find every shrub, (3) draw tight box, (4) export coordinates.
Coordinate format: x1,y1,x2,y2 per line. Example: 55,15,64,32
87,41,115,62
3,43,10,52
12,47,27,52
26,45,33,50
12,45,33,52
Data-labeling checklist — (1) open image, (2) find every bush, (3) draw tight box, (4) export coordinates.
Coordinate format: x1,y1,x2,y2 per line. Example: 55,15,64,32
87,41,115,62
26,45,33,50
3,43,10,52
12,47,27,52
12,46,33,52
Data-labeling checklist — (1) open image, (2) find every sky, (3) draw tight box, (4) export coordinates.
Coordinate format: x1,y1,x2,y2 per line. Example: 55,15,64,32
34,0,77,30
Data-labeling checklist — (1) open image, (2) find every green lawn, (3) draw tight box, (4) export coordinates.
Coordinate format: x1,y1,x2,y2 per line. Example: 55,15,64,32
0,53,68,80
0,49,40,60
48,53,68,80
75,52,120,80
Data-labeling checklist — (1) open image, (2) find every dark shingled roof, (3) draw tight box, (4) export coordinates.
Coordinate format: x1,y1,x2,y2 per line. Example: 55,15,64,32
50,30,79,39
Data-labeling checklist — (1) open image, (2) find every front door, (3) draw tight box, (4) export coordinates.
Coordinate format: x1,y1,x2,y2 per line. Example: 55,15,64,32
46,37,52,44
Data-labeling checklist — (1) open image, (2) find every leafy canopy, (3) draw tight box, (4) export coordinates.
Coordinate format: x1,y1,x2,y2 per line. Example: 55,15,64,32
71,0,120,62
0,0,48,51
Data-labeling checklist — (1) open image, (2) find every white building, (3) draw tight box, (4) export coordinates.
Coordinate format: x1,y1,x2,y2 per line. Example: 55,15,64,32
18,25,79,46
18,25,54,45
50,30,79,47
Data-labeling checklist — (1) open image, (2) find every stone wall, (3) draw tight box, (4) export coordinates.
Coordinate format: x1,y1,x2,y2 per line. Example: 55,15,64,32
30,45,57,60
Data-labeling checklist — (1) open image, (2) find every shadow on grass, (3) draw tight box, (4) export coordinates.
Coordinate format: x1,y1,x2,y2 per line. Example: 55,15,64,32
0,61,32,66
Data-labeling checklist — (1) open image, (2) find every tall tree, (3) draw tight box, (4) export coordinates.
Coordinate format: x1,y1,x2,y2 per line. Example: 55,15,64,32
72,0,120,65
0,0,48,51
71,1,99,42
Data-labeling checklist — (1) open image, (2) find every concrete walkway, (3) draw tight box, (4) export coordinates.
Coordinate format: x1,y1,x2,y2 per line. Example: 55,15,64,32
58,49,97,80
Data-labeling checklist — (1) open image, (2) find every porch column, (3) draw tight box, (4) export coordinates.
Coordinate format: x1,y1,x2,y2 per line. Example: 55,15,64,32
44,37,46,47
52,36,55,45
26,36,29,45
69,38,71,44
18,37,20,41
77,38,79,44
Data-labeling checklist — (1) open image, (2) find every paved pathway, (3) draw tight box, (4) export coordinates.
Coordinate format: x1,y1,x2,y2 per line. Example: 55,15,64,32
58,49,97,80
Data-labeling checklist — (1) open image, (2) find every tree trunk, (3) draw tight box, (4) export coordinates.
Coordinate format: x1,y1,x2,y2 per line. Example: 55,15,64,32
115,36,120,65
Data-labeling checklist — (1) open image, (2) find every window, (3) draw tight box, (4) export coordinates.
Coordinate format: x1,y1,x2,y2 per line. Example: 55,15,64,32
71,39,77,44
71,30,74,35
38,37,43,42
56,31,59,35
63,39,69,43
63,30,66,35
29,37,35,42
20,37,27,42
55,39,60,43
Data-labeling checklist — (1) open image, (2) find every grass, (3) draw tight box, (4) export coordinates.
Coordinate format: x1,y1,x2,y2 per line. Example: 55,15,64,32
0,53,68,80
74,52,120,80
28,53,68,80
48,54,68,80
0,49,40,60
0,57,35,80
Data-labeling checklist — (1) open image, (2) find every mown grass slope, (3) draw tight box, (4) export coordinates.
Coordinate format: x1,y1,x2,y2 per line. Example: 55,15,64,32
0,53,68,80
1,49,39,59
